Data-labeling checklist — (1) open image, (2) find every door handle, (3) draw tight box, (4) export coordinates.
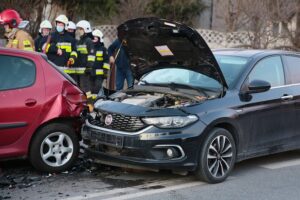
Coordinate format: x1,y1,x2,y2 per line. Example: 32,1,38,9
281,95,293,101
25,99,37,107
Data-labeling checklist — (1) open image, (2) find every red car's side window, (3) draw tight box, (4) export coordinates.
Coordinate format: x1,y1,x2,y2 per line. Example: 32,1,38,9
0,55,36,91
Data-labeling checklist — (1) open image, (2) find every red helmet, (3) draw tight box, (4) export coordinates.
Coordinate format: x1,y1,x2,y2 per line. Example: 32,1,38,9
0,9,22,28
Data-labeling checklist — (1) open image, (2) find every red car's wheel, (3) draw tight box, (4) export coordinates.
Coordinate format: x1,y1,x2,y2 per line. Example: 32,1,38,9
29,123,79,172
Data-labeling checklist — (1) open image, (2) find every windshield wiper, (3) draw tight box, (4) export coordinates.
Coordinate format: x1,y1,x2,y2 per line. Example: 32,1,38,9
139,80,209,97
139,80,150,85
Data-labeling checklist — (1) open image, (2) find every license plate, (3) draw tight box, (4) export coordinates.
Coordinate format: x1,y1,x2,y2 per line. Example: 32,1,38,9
91,131,124,148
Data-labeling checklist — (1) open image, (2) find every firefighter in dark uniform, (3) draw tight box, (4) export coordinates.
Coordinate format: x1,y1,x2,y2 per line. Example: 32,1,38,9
35,20,52,52
92,29,110,98
45,15,78,81
74,20,95,94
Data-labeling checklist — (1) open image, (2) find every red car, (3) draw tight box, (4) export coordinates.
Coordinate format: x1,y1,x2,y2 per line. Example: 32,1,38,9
0,47,87,172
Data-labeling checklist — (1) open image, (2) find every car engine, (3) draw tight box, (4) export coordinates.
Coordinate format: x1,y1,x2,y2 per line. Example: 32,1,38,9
109,92,205,108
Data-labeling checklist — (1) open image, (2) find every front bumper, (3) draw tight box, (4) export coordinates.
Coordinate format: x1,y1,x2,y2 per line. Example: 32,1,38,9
82,118,207,171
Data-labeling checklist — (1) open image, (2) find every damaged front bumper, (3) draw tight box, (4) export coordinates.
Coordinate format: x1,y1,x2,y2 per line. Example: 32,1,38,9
82,116,207,172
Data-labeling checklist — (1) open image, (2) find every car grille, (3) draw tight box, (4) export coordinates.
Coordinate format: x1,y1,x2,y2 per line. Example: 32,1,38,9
89,112,146,132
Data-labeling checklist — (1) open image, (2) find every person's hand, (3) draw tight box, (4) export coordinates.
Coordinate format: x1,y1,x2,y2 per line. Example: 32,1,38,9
67,58,75,67
57,48,63,56
109,56,115,65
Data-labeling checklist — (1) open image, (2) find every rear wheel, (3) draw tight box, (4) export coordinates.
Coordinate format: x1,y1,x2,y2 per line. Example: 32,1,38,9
29,123,79,172
195,128,236,183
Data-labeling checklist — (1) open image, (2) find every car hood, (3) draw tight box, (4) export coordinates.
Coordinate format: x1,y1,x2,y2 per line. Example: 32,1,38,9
117,17,228,88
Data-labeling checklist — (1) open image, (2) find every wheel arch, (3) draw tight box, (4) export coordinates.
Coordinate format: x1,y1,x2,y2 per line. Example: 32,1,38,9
200,120,241,158
28,117,82,154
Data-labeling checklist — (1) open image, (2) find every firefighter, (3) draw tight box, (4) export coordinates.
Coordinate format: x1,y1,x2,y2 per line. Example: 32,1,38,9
66,21,76,39
34,20,52,52
45,15,77,81
0,9,34,51
92,29,110,97
74,20,95,94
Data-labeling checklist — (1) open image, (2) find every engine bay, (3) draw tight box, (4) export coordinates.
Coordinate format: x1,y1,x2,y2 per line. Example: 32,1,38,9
108,91,208,108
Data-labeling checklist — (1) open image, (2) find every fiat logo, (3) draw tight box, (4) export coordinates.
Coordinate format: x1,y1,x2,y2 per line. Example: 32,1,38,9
105,114,113,125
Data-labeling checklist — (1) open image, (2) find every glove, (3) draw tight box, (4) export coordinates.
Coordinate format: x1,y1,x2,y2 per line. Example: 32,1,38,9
84,67,92,75
67,58,75,67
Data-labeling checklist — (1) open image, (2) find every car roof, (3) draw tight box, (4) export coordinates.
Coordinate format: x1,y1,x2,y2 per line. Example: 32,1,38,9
0,47,44,58
213,48,300,58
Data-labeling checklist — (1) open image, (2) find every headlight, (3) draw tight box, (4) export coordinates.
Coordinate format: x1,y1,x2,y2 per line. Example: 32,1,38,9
142,115,198,128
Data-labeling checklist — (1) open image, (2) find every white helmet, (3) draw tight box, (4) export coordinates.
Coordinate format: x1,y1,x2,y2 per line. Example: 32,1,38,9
66,21,76,30
39,20,52,33
92,29,104,43
76,20,92,33
55,14,68,26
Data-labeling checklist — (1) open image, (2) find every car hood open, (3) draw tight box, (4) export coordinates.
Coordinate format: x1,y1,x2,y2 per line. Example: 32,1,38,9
117,17,228,88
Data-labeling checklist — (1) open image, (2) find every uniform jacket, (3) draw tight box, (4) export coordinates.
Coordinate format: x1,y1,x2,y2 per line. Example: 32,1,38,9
34,34,48,52
46,31,77,67
93,41,110,78
74,34,95,74
5,28,34,51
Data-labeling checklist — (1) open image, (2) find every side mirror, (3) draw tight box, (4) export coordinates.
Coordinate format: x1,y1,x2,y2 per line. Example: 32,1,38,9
248,80,271,93
239,80,271,102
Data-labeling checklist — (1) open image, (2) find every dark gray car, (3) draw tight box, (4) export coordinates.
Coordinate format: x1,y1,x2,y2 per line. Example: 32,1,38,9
81,18,300,183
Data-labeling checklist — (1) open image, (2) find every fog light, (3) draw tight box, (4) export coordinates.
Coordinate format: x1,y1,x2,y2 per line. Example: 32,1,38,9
167,148,174,158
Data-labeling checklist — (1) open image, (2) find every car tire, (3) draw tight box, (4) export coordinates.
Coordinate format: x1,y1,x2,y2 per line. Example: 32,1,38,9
29,123,79,172
195,128,236,183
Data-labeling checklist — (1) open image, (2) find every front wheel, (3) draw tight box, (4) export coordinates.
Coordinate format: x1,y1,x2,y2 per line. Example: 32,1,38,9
195,128,236,183
29,123,79,172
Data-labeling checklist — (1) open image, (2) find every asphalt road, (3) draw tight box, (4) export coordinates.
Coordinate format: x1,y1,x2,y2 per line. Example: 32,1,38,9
1,150,300,200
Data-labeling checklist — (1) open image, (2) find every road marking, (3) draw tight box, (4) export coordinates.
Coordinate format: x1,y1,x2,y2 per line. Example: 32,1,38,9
102,181,205,200
63,187,137,200
63,178,199,200
260,158,300,169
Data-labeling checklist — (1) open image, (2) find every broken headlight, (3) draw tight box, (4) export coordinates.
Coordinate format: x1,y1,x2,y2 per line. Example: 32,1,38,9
142,115,198,128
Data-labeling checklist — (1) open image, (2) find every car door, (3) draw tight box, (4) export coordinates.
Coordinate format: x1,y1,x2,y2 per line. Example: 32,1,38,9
281,55,300,144
0,54,44,148
240,55,295,153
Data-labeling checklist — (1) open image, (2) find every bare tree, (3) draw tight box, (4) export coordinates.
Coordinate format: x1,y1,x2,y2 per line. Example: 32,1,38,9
221,0,300,50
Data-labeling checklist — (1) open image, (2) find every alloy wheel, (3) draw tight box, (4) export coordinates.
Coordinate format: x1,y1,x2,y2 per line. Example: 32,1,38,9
40,132,74,167
207,135,233,178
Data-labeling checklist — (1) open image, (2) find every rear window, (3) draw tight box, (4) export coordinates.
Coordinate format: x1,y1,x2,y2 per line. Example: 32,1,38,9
283,55,300,84
41,54,77,86
0,55,36,91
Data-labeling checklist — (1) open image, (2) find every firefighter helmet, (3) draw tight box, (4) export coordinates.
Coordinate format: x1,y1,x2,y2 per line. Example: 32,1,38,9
92,29,104,43
66,21,76,30
76,20,92,33
39,20,52,32
0,9,22,28
55,14,68,26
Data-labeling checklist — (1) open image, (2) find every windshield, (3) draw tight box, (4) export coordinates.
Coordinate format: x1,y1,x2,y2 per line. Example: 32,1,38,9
140,68,222,90
215,55,249,87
